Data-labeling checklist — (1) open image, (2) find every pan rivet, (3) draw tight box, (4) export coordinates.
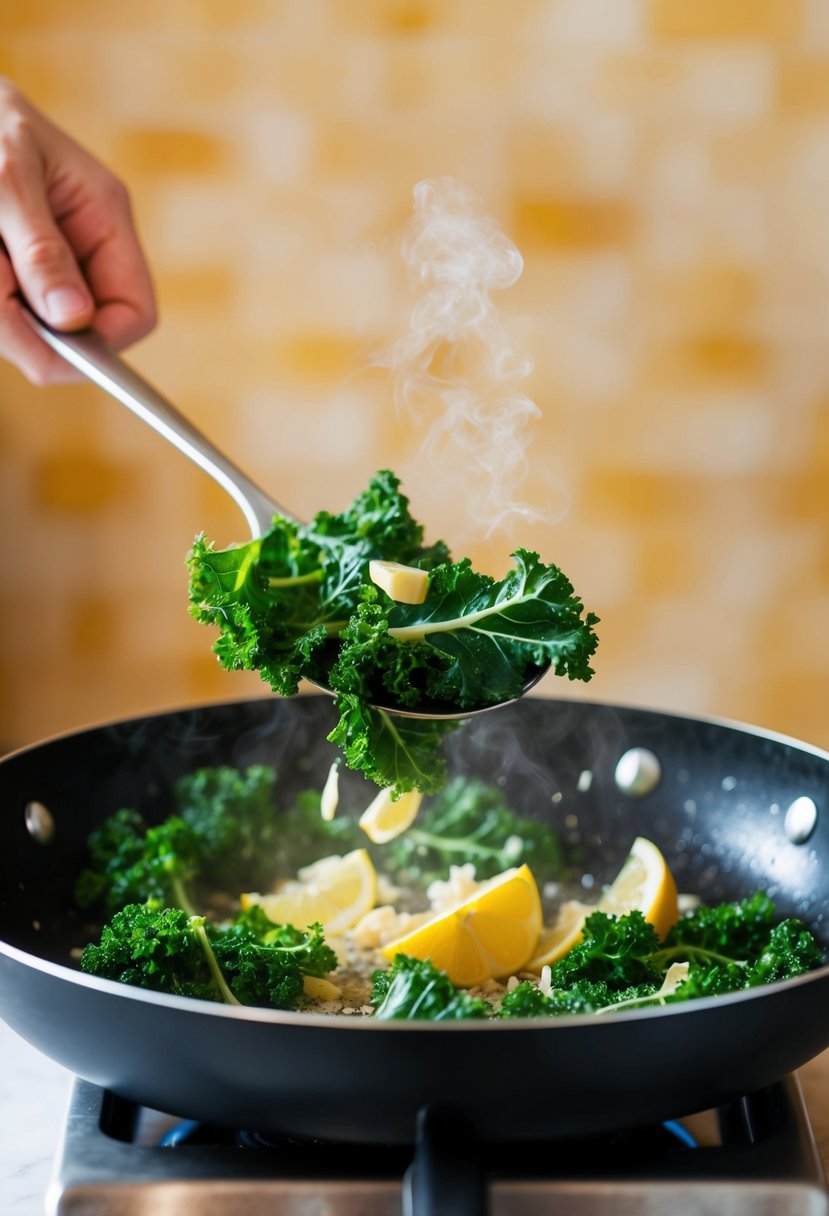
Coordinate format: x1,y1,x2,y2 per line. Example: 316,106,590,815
784,797,818,845
24,801,55,845
614,748,661,797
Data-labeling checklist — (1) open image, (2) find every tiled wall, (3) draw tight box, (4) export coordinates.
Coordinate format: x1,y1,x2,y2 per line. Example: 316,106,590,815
1,0,828,752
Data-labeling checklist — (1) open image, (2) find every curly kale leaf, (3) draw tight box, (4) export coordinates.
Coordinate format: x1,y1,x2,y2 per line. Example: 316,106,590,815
371,955,489,1021
75,812,203,916
328,552,599,716
208,907,336,1008
187,471,448,700
385,777,564,884
656,894,824,999
501,898,825,1019
74,808,149,910
75,764,364,917
80,903,337,1011
187,470,599,793
548,910,663,990
310,468,448,562
379,550,599,696
744,919,825,985
660,891,777,958
174,763,281,891
328,694,461,796
80,904,228,1002
499,978,654,1018
75,765,279,916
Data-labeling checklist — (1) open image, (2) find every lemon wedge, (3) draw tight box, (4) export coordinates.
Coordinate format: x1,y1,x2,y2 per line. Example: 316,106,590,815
358,787,423,844
596,835,679,941
241,848,377,934
524,898,593,972
524,837,678,975
381,863,542,988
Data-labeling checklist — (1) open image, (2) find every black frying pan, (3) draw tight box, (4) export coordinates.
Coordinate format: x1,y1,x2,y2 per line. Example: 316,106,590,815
1,694,828,1149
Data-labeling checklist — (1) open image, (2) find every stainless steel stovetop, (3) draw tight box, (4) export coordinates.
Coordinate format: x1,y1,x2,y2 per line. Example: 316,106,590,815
47,1075,829,1215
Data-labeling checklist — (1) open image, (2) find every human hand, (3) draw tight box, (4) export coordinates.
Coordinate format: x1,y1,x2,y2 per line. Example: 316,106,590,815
0,80,157,384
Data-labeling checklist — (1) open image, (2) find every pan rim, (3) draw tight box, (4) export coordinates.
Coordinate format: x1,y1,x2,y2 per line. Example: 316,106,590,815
1,689,828,767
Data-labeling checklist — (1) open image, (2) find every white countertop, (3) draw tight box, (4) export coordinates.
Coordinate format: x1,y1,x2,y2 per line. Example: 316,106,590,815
0,1021,72,1216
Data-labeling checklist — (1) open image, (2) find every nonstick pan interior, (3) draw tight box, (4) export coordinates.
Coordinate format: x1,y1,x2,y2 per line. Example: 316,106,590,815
1,694,828,1143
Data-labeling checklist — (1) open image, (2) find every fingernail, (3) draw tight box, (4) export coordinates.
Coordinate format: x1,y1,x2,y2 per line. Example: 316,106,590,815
44,286,91,325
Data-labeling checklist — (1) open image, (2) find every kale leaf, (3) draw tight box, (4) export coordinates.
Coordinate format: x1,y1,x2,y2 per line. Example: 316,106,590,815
80,904,229,1003
75,812,204,916
208,906,336,1008
174,764,281,891
547,910,663,990
187,470,599,794
327,695,461,797
498,898,825,1019
371,955,489,1021
74,764,355,915
385,776,564,883
80,902,337,1011
656,894,824,1000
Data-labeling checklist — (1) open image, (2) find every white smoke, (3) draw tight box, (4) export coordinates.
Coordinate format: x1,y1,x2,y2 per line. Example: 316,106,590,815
381,178,551,539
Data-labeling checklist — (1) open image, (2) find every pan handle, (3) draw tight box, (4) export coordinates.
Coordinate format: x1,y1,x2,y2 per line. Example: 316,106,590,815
403,1104,487,1216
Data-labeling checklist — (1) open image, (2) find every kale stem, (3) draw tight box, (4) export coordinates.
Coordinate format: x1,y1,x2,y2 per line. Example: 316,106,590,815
170,875,197,919
387,585,533,643
594,989,661,1015
653,944,748,969
267,570,324,588
192,921,241,1006
323,620,349,636
405,828,499,861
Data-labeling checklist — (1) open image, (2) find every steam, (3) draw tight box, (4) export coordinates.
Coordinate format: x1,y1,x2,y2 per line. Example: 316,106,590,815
382,178,550,538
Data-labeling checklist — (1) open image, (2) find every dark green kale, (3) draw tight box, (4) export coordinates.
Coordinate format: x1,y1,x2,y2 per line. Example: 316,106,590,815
499,978,649,1018
208,906,336,1008
498,898,825,1019
187,470,599,794
80,902,336,1011
187,470,450,704
74,808,149,911
74,764,347,916
327,695,462,797
745,919,825,985
371,955,489,1021
336,551,599,707
173,764,280,890
547,910,663,990
656,894,824,1001
660,891,779,958
79,904,232,1002
384,777,564,883
75,812,204,916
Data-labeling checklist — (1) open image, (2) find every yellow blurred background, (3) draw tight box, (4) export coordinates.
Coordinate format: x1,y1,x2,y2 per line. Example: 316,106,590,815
1,0,828,753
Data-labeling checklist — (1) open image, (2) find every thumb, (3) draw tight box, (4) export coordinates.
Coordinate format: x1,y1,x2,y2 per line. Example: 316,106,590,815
2,209,94,332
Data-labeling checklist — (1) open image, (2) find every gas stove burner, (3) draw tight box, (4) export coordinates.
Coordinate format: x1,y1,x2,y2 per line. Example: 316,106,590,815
48,1076,829,1215
160,1108,702,1161
160,1116,417,1172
